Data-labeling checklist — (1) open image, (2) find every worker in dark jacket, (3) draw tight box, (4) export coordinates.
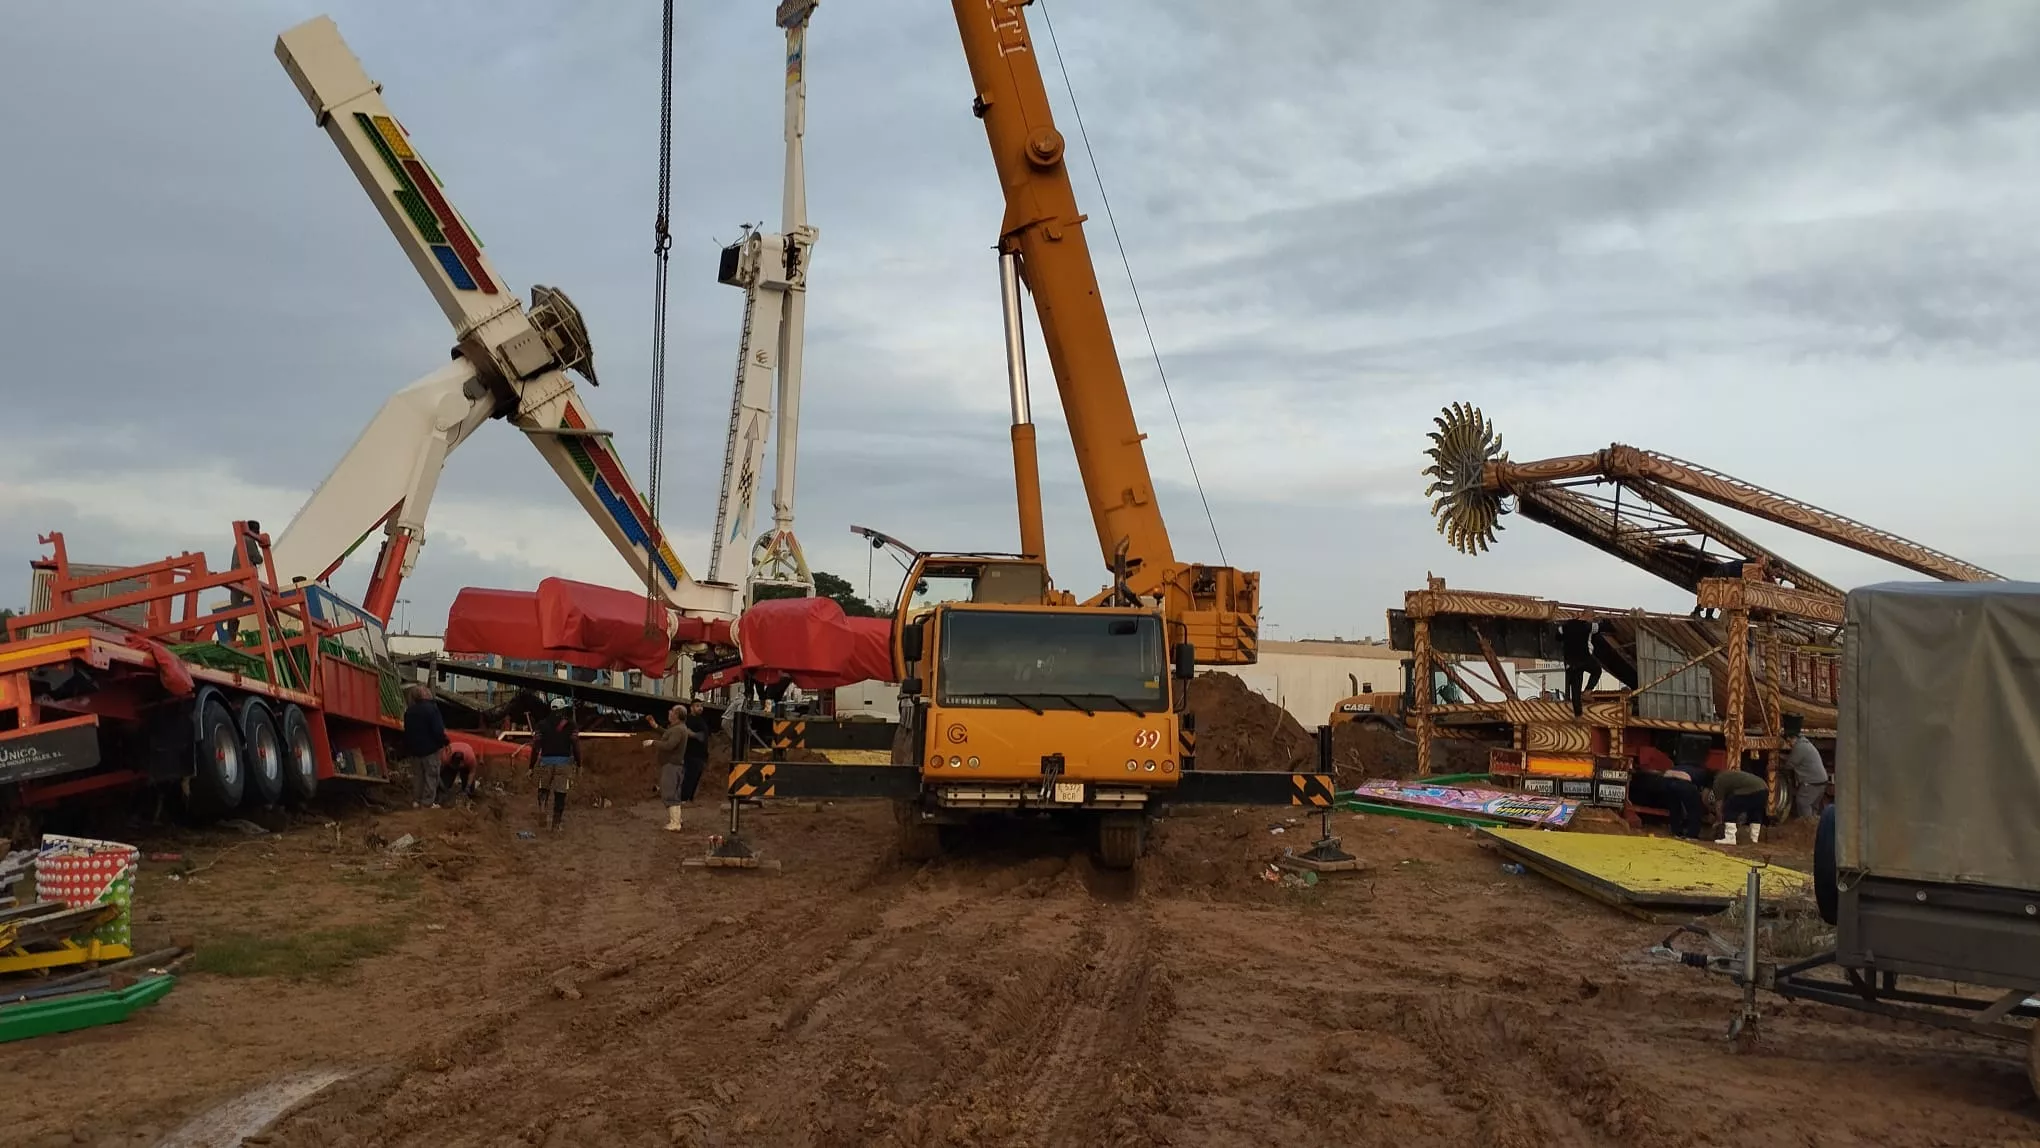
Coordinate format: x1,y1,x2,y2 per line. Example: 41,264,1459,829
1629,749,1706,839
1560,620,1602,718
401,685,450,809
530,697,580,831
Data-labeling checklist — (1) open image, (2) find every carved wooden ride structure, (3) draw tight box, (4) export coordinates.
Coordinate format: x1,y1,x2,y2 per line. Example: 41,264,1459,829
1401,403,2002,806
1390,576,1835,810
1422,400,2001,593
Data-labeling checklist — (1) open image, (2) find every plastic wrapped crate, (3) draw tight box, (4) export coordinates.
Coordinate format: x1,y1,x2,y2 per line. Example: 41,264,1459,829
35,835,139,947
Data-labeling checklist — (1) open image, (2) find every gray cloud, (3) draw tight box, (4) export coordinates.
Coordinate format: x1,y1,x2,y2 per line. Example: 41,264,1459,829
3,0,2034,644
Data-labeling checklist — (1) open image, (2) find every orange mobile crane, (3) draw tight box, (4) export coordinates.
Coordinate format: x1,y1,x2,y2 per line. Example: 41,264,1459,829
718,0,1337,870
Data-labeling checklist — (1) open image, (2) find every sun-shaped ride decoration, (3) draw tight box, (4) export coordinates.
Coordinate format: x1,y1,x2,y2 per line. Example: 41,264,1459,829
1422,402,1512,555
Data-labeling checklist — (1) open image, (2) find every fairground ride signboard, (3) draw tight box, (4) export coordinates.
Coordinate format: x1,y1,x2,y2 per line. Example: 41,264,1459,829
1351,779,1580,829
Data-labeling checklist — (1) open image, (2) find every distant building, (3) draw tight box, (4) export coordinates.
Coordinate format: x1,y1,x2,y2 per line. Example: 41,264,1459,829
1213,638,1545,728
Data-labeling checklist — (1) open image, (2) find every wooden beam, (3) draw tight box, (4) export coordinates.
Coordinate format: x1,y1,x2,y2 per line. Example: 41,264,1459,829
1696,577,1843,625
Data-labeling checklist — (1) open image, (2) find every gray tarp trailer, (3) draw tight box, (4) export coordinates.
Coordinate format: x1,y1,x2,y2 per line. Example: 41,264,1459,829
1668,582,2040,1097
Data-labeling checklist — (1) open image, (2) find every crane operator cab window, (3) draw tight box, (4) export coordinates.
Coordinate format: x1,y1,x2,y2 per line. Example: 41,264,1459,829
938,611,1165,714
905,560,1048,616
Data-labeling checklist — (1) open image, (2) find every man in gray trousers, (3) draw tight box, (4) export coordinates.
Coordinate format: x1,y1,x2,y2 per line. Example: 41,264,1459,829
1783,714,1829,820
652,702,710,831
400,685,450,809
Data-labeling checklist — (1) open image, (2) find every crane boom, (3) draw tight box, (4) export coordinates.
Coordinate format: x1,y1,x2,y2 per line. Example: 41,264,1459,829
708,1,818,598
954,1,1170,580
952,0,1257,664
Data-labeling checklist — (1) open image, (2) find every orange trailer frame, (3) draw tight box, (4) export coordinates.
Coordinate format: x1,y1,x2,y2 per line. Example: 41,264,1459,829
1,523,399,812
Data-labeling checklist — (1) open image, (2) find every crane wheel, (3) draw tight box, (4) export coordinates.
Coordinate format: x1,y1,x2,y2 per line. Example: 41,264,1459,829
237,701,286,809
280,705,319,807
1096,814,1144,871
2028,1020,2040,1103
895,802,944,862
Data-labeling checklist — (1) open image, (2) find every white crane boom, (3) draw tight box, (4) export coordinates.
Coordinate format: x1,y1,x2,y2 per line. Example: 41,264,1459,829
271,16,739,625
707,0,817,599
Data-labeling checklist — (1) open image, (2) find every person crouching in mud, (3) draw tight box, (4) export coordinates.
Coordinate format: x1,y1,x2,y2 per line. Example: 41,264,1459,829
530,697,580,831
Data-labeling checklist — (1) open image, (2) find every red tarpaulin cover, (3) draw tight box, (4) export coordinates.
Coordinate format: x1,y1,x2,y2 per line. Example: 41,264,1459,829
533,578,675,676
444,581,890,688
703,596,895,693
444,585,638,674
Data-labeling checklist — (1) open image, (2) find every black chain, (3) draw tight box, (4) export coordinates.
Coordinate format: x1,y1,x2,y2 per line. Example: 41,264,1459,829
646,0,676,629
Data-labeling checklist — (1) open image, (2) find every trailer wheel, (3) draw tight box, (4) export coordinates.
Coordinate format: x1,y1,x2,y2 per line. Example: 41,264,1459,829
1814,804,1838,927
238,702,285,809
189,696,246,818
280,705,319,806
1097,814,1145,871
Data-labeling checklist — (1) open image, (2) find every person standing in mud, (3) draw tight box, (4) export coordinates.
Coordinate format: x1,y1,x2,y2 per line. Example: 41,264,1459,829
401,685,450,809
679,701,714,818
531,697,580,831
650,702,709,832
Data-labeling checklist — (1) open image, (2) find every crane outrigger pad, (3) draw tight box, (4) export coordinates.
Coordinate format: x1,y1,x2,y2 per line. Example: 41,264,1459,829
722,761,1334,808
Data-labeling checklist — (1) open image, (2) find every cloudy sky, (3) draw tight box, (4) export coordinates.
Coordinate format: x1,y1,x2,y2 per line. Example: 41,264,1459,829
4,0,2036,640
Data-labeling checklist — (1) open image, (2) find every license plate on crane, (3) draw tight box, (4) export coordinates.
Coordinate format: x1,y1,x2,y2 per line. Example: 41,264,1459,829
1053,782,1085,805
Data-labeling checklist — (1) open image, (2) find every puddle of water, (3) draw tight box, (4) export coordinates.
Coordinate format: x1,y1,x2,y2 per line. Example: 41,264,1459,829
154,1067,352,1148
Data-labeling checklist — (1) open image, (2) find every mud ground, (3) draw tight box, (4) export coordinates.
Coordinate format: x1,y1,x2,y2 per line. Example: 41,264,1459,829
5,783,2037,1148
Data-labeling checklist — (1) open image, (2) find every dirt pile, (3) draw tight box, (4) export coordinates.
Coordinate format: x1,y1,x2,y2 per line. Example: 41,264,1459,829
1329,723,1494,783
1185,673,1315,772
575,737,662,802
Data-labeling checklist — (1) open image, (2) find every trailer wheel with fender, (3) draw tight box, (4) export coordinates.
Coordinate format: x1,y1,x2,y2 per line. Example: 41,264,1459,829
188,694,247,819
280,704,320,806
237,700,286,809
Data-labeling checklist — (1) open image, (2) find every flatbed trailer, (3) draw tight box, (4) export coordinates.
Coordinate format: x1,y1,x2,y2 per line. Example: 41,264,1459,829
2,524,401,824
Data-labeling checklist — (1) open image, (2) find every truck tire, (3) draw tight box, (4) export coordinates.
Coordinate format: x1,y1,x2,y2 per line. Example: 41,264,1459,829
2027,1021,2040,1104
237,701,285,809
895,801,943,862
280,705,319,806
1097,814,1145,871
1814,804,1838,926
189,696,246,818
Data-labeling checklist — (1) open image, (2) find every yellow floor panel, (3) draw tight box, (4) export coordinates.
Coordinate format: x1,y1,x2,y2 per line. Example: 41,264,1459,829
819,750,893,765
1481,827,1810,912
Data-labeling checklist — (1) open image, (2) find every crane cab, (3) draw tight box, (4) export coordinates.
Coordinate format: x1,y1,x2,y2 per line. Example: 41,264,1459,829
890,554,1196,807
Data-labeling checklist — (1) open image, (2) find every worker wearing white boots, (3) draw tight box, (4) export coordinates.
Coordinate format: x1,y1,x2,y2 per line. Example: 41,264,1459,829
651,701,711,831
1708,766,1771,846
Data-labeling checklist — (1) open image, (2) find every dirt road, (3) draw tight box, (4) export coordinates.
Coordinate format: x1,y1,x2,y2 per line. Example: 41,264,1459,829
6,790,2036,1148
